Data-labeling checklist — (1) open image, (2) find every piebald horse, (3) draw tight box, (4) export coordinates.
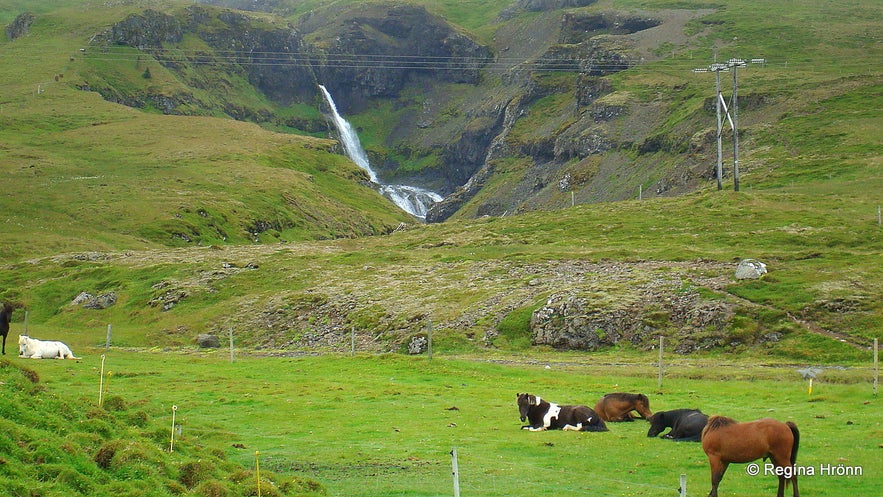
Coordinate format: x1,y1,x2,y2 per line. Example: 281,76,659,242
517,393,608,432
702,415,800,497
594,392,652,422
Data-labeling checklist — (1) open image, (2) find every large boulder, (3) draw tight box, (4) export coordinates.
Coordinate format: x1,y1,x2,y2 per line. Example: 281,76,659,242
196,334,221,348
735,259,767,280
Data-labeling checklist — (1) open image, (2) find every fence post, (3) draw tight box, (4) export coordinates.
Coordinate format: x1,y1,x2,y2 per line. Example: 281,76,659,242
450,447,460,497
98,354,107,407
874,338,878,397
657,336,664,389
351,326,356,356
169,405,178,452
105,324,112,350
679,474,687,497
24,310,28,335
427,319,433,360
229,327,235,363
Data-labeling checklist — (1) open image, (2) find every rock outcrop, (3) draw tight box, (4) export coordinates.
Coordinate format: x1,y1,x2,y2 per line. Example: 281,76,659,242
5,12,35,40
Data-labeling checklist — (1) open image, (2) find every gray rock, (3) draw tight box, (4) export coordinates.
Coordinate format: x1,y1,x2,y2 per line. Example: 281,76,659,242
197,334,221,348
735,259,767,279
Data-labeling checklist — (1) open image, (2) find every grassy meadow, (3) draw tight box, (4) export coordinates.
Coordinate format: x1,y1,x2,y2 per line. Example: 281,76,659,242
7,348,881,497
0,1,880,495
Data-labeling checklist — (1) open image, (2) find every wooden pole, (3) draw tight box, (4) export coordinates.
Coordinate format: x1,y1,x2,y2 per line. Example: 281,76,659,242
255,451,262,497
679,474,687,497
351,326,356,356
450,447,460,497
874,338,878,397
427,319,433,360
24,310,28,335
229,328,235,363
169,405,178,452
105,324,112,350
657,336,664,389
98,354,106,408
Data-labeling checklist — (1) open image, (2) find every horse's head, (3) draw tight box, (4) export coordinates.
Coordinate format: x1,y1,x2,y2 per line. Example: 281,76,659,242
516,393,540,422
18,335,30,356
647,411,666,437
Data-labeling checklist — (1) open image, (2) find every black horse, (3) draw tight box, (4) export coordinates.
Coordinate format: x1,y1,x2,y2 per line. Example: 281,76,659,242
0,303,12,355
647,409,709,441
517,393,608,432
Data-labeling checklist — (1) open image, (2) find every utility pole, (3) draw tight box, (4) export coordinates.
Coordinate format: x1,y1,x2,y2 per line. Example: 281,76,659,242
693,57,764,191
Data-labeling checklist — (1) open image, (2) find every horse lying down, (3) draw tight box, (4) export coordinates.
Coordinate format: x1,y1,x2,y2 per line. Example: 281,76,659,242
18,335,80,359
594,392,652,422
647,409,709,441
517,393,608,432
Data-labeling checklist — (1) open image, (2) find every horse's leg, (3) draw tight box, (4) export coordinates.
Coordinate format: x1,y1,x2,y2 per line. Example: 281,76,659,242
707,459,727,497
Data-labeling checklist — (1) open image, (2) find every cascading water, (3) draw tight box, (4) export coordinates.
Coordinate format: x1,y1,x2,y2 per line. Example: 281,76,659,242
319,85,442,220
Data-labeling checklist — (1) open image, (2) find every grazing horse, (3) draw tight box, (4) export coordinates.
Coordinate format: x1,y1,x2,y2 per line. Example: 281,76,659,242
517,393,608,432
0,303,11,355
18,335,80,360
702,416,799,497
594,392,652,422
647,409,708,441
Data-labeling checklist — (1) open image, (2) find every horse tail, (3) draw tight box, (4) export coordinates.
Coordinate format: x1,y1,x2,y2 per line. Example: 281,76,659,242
787,421,799,466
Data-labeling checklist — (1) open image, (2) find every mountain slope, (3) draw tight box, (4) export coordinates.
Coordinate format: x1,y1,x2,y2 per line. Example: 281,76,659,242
0,0,880,359
0,2,414,262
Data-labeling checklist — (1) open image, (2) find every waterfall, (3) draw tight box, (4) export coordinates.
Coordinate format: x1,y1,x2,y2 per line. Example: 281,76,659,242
319,85,442,220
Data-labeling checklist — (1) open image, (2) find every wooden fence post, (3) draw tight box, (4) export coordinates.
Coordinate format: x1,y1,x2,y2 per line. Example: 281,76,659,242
450,447,460,497
874,338,878,397
427,319,433,360
229,327,235,363
657,336,664,389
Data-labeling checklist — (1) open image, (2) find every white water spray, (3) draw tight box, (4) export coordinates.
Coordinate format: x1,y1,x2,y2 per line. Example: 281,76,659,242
319,85,442,220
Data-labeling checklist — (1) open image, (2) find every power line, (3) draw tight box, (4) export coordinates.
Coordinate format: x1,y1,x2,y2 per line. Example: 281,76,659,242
692,57,765,192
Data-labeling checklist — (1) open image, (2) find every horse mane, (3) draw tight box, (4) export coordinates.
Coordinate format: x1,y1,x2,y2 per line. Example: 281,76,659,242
705,415,737,431
604,392,649,403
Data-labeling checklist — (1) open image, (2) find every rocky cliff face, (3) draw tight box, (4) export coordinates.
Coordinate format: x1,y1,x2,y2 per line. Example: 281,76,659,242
5,12,35,40
86,2,710,223
299,4,492,113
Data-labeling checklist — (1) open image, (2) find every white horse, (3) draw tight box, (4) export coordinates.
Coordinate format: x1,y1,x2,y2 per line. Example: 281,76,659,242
18,335,80,359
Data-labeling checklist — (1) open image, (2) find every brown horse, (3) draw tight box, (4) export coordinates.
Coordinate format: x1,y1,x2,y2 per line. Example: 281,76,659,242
594,392,652,422
701,416,800,497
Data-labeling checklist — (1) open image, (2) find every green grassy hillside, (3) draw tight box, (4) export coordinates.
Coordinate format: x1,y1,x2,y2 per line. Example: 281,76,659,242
0,357,326,496
0,0,880,360
0,1,412,262
4,351,881,497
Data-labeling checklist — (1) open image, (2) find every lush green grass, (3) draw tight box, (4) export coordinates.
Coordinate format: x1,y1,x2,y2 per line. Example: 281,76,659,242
0,356,327,497
9,350,882,497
